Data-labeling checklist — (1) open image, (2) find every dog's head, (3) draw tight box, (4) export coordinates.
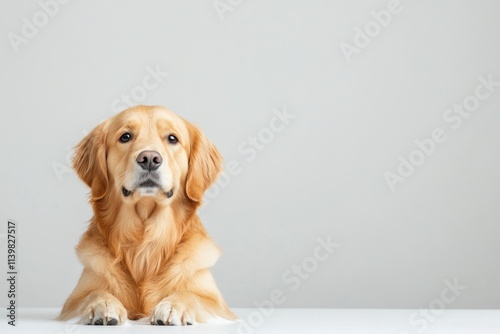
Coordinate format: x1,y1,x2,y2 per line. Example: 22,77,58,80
73,106,221,204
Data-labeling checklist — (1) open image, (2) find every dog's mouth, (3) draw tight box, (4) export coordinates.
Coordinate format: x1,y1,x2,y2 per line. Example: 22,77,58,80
122,180,174,199
138,179,158,188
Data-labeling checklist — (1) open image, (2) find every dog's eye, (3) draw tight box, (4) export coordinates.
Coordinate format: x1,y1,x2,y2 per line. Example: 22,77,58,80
119,133,132,143
167,134,178,144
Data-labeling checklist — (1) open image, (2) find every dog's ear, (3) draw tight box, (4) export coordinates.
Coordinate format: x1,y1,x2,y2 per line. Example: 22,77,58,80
73,121,109,200
185,124,222,203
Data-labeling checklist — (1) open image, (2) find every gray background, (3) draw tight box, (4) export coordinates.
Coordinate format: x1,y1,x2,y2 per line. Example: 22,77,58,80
1,0,499,309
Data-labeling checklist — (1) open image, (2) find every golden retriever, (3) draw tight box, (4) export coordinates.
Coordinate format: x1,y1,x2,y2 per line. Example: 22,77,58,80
58,105,235,325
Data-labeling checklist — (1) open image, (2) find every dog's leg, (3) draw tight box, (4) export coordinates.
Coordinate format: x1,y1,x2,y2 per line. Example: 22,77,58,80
58,265,130,325
79,291,127,325
149,270,236,326
60,288,128,325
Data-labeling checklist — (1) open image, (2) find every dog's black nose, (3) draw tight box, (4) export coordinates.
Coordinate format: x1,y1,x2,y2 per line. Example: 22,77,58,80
136,150,163,171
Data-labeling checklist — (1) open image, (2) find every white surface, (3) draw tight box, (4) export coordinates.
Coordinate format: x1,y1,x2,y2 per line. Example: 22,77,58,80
1,308,500,334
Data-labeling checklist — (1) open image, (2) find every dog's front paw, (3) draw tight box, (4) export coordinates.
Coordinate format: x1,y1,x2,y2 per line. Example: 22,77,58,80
150,299,194,326
82,295,127,325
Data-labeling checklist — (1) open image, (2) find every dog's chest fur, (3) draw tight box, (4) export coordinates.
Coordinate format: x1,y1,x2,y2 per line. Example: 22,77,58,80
117,199,180,283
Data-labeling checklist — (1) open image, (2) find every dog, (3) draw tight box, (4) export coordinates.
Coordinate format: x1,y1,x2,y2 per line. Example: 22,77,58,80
58,105,235,326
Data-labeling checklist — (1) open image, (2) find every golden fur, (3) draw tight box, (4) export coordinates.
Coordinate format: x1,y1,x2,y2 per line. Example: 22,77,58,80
58,106,235,325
